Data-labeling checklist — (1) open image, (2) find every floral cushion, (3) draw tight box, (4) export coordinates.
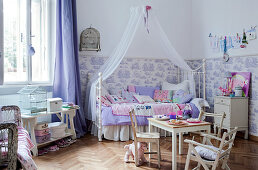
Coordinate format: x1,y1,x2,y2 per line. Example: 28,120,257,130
153,90,173,103
121,90,138,103
127,85,136,93
106,94,126,104
133,94,155,104
97,96,112,106
193,145,224,161
173,89,193,104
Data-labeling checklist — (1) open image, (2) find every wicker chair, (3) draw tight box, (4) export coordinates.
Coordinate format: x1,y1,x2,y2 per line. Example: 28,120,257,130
0,106,21,170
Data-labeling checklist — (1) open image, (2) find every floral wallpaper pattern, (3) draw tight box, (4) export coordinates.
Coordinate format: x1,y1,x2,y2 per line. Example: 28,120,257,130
79,54,180,100
79,54,258,136
189,57,258,136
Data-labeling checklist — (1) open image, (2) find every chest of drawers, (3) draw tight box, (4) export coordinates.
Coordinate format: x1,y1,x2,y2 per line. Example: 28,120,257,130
214,96,248,139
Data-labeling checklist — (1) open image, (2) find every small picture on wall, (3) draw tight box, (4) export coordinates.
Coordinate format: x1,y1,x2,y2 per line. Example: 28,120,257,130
231,72,251,97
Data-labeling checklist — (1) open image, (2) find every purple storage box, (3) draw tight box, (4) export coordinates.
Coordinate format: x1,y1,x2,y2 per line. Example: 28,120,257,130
35,128,50,137
36,133,50,144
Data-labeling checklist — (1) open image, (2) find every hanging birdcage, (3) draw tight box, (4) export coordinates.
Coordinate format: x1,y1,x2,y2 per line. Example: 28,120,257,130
17,86,47,114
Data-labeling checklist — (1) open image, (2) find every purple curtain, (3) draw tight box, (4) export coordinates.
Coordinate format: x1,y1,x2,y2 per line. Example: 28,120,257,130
52,0,87,138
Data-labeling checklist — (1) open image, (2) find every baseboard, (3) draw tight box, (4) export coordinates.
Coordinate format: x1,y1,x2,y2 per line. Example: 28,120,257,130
235,132,258,142
249,135,258,142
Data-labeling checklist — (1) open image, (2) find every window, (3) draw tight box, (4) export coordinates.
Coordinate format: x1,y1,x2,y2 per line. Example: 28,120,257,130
0,0,55,85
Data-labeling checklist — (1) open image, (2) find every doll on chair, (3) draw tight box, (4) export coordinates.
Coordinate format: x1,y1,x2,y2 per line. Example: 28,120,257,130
124,142,148,165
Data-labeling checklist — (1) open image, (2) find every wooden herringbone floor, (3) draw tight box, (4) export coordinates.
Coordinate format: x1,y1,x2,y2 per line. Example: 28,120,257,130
34,134,258,170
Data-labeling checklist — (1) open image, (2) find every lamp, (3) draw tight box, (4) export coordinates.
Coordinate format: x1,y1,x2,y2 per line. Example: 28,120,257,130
224,71,232,91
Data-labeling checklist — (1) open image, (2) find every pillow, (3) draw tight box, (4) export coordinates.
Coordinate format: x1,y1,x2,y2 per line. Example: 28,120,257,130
109,88,122,96
121,90,138,103
97,96,112,106
153,90,173,103
190,98,210,114
133,94,155,104
106,94,125,104
162,80,190,93
173,89,193,104
127,85,136,93
135,86,160,99
193,145,224,161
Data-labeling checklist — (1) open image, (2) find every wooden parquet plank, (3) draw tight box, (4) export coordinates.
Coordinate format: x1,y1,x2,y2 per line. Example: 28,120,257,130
33,134,258,170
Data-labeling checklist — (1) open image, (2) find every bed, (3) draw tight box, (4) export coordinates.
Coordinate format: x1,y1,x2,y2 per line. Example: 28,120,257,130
92,59,207,141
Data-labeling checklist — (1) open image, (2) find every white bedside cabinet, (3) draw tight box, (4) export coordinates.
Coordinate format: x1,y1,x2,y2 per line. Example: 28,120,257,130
214,96,248,139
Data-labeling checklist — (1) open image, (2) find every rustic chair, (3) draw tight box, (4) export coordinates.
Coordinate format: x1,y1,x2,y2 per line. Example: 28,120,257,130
198,111,226,138
184,127,238,170
0,106,21,170
129,109,161,168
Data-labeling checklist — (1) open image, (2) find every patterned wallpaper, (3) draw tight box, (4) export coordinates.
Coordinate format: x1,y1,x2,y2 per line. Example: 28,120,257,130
195,56,258,137
79,54,180,100
79,53,258,136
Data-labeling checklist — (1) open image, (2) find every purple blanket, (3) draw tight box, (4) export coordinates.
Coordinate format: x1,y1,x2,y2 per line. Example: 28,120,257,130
102,103,199,126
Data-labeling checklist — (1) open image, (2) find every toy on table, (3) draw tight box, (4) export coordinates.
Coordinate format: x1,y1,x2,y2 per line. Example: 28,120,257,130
219,71,233,96
183,110,192,119
124,142,148,165
219,87,231,96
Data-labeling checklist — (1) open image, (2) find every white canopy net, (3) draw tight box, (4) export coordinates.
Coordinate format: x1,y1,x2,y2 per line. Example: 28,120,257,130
85,6,195,121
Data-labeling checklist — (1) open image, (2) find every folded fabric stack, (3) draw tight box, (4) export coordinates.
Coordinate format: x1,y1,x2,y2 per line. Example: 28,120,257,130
35,122,51,144
48,122,66,139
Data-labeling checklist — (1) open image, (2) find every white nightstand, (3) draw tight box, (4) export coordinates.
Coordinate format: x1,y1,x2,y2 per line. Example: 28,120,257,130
214,96,248,139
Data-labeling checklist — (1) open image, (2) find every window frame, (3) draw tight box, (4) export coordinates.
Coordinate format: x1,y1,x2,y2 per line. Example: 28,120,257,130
0,0,3,85
0,0,55,86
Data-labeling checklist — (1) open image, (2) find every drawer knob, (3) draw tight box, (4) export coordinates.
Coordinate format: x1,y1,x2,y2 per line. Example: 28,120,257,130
221,100,223,102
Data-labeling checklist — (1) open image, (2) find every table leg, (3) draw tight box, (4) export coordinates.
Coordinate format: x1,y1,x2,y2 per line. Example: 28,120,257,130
179,132,183,155
148,122,153,159
28,118,38,156
203,125,211,144
172,131,177,170
68,110,76,139
207,126,211,134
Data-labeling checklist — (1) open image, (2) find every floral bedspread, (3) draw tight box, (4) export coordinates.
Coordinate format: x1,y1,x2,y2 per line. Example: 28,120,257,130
111,102,192,116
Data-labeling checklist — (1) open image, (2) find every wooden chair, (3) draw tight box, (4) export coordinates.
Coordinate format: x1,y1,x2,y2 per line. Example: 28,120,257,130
184,127,238,170
194,111,226,138
129,109,161,168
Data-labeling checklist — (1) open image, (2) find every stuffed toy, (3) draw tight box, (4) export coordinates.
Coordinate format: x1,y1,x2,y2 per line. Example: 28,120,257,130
124,142,148,165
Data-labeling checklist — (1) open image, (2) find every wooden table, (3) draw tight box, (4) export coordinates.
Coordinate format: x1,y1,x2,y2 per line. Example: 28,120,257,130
21,108,77,156
148,118,211,170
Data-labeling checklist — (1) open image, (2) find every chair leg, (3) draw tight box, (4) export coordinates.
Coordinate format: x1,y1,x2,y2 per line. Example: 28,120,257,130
225,164,231,170
222,156,230,170
149,142,152,160
196,162,201,170
157,140,160,168
135,142,139,166
184,145,191,170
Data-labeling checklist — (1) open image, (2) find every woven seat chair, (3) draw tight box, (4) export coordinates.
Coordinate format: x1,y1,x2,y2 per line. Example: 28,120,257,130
0,105,21,170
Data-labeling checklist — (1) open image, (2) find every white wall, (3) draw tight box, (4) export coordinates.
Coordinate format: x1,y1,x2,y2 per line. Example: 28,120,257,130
191,0,258,59
76,0,192,59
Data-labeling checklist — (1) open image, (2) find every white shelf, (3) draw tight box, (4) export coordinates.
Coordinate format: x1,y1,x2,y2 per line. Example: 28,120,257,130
37,133,73,147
